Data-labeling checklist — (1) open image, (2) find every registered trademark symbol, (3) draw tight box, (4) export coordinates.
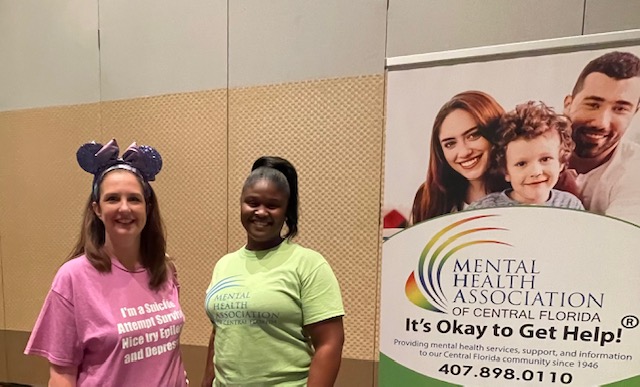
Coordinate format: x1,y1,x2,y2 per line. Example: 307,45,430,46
621,315,639,329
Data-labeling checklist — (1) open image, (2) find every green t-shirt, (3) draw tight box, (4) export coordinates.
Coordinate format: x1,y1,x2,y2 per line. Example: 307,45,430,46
205,241,344,386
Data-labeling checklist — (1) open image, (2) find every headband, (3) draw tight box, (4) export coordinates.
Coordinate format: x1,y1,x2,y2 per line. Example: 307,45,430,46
76,139,162,198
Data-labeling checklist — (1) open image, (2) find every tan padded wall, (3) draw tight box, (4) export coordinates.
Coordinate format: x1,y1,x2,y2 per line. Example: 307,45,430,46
0,228,5,380
0,105,101,331
0,75,384,366
0,332,7,381
0,219,5,331
228,75,385,360
100,90,228,346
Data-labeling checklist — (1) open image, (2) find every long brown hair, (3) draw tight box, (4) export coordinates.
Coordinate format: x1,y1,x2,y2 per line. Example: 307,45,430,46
412,91,507,223
67,170,169,290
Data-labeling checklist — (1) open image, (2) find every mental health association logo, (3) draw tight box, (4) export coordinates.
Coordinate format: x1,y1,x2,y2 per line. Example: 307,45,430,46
404,215,511,313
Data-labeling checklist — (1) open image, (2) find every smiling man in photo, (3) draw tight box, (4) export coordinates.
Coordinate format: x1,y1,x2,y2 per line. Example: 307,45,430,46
563,51,640,224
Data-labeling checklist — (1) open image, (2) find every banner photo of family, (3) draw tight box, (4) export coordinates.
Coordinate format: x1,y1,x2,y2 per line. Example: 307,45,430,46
380,43,640,386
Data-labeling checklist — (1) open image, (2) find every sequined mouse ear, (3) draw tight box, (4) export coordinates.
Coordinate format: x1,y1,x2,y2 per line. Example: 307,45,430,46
122,143,163,181
76,142,104,174
137,145,163,181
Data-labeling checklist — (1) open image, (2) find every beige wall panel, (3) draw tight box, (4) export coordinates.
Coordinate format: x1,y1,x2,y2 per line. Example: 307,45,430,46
228,75,385,360
228,0,386,88
374,140,385,360
584,0,640,34
0,331,6,381
100,90,227,346
4,330,49,385
99,0,228,101
0,0,100,111
0,230,5,330
387,0,584,57
0,104,101,331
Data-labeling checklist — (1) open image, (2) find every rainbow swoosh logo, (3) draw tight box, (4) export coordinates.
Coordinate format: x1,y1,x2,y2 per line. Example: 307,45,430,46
205,275,243,321
405,214,511,313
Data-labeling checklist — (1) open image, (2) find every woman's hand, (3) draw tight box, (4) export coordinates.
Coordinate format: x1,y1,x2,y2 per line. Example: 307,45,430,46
49,364,77,387
305,316,345,387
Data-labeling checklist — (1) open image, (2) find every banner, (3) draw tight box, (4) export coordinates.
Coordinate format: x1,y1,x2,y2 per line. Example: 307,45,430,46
380,40,640,386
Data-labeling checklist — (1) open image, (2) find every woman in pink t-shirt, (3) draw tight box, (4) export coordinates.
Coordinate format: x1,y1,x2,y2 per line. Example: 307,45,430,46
25,139,187,387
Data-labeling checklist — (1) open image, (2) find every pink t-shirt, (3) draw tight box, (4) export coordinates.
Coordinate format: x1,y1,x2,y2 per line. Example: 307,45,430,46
25,255,187,386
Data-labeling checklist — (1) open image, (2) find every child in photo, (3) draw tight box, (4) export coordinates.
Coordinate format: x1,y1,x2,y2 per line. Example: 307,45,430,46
469,101,584,210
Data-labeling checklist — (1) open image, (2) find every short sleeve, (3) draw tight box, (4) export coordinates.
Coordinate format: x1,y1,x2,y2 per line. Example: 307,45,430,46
572,195,585,210
24,289,83,367
168,260,180,295
300,261,344,326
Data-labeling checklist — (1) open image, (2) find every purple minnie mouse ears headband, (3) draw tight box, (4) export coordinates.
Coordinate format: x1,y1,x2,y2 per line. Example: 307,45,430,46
76,139,162,198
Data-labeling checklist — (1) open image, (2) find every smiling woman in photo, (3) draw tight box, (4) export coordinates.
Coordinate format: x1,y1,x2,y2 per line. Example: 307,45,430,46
411,91,508,223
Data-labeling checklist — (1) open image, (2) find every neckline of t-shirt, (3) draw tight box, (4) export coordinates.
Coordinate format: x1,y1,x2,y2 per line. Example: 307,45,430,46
110,256,146,273
240,240,294,259
576,143,621,179
503,188,555,205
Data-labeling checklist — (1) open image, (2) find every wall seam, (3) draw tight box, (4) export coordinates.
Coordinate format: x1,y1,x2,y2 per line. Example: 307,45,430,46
0,233,8,378
226,0,230,255
373,0,392,383
0,237,5,328
581,0,587,35
97,0,104,138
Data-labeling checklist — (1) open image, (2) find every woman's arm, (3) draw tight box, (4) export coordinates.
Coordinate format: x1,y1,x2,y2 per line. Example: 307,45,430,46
305,317,345,387
49,364,77,387
201,327,216,387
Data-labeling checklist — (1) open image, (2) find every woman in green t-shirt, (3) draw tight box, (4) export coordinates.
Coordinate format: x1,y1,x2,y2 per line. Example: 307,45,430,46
203,156,345,387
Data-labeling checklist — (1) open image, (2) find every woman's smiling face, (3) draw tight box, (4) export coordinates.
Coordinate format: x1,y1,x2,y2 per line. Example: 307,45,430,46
92,170,147,242
439,109,492,182
240,178,289,251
